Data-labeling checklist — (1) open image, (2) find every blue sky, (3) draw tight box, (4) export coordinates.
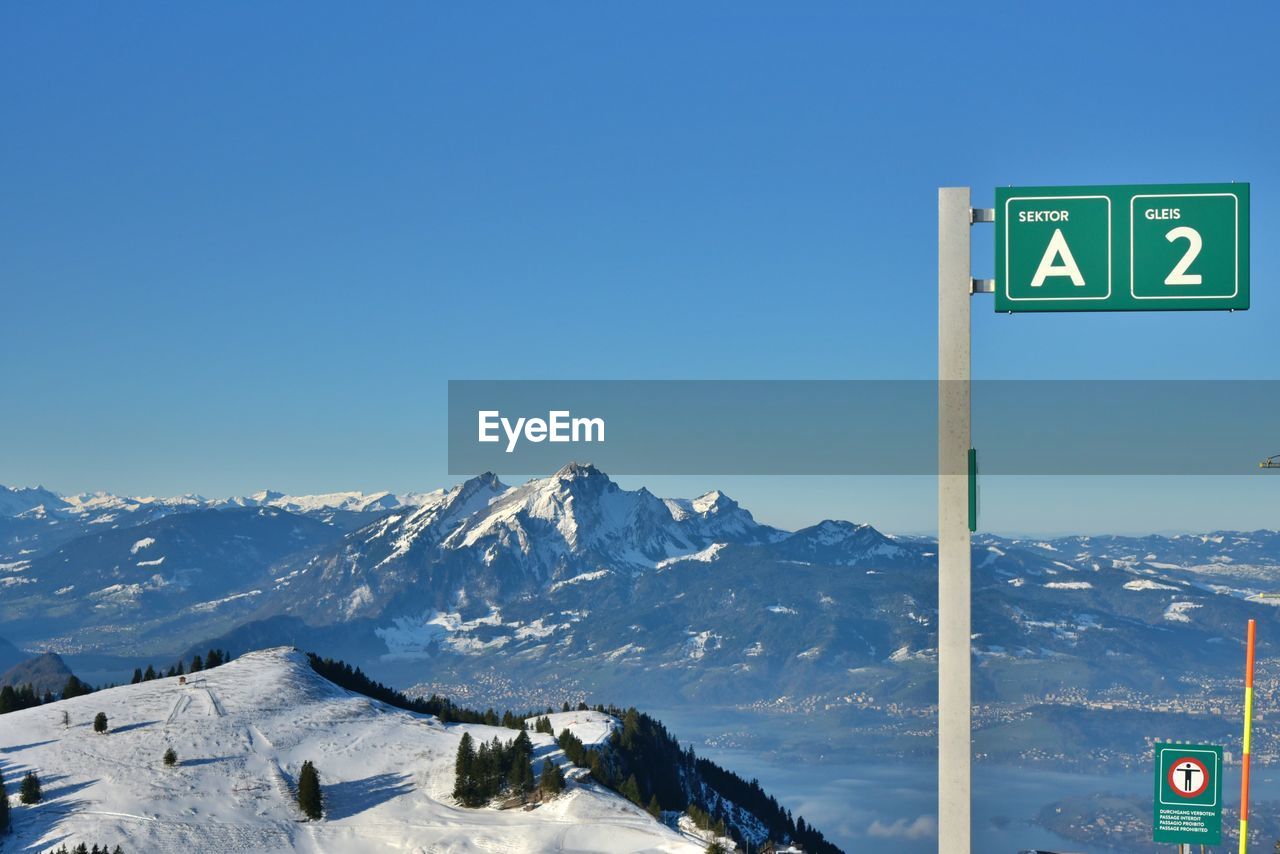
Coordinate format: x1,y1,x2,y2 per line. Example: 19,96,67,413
3,3,1278,534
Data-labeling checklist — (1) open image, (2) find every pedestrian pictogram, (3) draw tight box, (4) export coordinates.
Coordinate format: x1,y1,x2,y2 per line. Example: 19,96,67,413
1168,757,1208,798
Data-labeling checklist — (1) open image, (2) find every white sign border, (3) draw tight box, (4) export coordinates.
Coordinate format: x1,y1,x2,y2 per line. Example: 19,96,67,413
1158,746,1220,808
1130,192,1240,300
1003,195,1112,302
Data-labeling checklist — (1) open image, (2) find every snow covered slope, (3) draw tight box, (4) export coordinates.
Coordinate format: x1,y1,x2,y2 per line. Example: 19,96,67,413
0,648,706,853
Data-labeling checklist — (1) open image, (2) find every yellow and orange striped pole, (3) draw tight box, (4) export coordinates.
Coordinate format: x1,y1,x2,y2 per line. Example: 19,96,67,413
1239,618,1256,854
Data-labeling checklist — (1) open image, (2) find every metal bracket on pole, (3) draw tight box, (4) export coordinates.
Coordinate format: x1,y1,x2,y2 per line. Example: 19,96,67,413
970,209,995,295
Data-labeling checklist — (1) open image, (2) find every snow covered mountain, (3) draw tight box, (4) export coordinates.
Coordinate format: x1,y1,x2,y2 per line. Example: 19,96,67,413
442,463,781,571
0,484,67,517
768,519,910,566
0,647,723,853
0,483,450,575
267,463,783,623
0,484,443,559
223,489,407,514
0,485,438,523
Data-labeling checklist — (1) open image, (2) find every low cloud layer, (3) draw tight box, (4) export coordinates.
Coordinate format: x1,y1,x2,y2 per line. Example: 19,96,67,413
867,815,938,840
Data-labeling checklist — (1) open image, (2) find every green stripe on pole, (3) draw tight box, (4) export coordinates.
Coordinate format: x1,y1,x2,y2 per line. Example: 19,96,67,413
967,448,977,533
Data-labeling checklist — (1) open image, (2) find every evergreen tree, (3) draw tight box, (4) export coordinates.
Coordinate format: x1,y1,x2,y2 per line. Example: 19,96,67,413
482,738,499,791
704,843,728,854
507,730,535,793
163,747,177,767
189,654,203,672
620,774,642,805
647,794,662,819
538,759,566,796
0,767,10,833
205,649,223,669
62,675,91,699
620,707,641,750
453,732,478,806
557,729,585,765
586,749,605,782
1,683,40,713
297,760,322,820
20,770,41,804
2,685,32,710
142,665,156,681
93,711,108,733
472,740,491,799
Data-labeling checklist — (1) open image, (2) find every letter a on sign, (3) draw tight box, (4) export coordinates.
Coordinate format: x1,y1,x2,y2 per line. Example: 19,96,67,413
1030,228,1086,287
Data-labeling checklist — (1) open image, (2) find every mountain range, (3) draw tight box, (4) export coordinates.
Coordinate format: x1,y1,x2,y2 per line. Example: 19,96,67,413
4,468,1279,761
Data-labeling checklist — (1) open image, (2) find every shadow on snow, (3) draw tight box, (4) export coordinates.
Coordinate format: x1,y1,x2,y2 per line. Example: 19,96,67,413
322,772,415,821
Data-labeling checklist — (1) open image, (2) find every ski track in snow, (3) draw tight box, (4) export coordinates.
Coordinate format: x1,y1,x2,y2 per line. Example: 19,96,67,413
205,685,228,717
166,692,191,724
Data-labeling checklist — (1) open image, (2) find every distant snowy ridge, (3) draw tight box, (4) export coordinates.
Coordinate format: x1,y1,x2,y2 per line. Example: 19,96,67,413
0,482,445,520
0,484,68,516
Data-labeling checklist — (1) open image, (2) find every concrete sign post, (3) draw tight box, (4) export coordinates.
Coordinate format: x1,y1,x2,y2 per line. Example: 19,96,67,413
938,188,977,854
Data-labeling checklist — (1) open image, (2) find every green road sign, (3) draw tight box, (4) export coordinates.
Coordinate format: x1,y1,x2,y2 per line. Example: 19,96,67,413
995,183,1249,312
1152,742,1223,845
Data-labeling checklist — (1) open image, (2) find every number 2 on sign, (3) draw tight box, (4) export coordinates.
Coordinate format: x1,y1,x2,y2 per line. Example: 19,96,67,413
1165,226,1203,285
